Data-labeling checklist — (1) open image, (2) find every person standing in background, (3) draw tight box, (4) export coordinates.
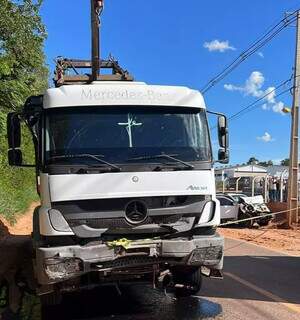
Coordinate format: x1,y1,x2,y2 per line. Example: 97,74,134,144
283,180,287,202
270,178,277,202
276,179,280,202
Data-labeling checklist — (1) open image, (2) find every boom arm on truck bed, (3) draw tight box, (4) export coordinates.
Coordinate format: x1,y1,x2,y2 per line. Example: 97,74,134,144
54,57,134,87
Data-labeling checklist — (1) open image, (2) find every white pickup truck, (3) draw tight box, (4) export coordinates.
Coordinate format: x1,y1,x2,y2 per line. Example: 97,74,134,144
217,193,271,227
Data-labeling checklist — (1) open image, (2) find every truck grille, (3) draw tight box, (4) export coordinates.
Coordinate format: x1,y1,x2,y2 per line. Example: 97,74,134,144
91,256,166,270
52,195,208,214
52,195,211,235
68,214,182,229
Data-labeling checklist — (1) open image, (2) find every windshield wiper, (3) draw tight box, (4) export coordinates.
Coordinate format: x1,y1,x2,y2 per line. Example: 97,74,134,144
48,154,121,172
128,153,194,170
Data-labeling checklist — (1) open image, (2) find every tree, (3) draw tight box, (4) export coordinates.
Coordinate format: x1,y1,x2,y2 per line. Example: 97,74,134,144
0,0,48,220
0,0,48,113
258,160,273,167
280,158,290,166
247,157,259,165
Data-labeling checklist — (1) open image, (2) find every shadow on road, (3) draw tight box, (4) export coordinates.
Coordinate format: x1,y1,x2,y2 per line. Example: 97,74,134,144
202,255,300,305
42,285,223,320
0,219,36,319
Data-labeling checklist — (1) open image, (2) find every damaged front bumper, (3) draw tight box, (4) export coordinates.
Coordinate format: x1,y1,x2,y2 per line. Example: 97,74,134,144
36,233,224,285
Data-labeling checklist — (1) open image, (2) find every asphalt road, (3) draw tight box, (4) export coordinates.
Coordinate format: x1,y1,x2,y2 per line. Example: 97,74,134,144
43,238,300,320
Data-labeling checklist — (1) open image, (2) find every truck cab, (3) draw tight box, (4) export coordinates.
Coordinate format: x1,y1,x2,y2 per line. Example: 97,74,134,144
7,78,229,303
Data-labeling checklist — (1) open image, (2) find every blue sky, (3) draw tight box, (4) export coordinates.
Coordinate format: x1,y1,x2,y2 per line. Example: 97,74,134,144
40,0,299,165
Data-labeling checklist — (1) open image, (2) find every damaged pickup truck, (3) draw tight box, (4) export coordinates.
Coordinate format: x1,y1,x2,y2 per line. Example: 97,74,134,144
218,194,272,227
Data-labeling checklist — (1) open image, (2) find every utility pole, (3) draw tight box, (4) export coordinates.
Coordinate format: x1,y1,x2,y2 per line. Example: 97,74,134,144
91,0,104,81
287,10,300,227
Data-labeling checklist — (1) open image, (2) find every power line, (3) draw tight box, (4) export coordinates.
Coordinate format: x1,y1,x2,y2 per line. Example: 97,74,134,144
201,13,297,94
228,77,292,121
229,87,291,122
201,10,298,94
210,77,293,131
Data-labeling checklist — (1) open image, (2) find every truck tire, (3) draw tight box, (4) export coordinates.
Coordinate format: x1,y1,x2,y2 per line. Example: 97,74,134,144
173,267,202,298
40,291,62,307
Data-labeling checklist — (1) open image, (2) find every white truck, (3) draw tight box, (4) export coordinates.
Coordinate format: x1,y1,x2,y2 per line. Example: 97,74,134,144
6,1,229,305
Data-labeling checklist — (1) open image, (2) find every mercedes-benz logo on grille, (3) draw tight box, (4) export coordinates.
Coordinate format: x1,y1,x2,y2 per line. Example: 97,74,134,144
125,200,148,225
132,176,139,183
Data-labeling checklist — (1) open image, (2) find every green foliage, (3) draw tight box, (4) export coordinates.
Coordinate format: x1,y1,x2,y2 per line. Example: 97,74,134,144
0,289,41,320
0,0,48,222
246,157,275,167
247,157,259,165
281,158,290,166
19,293,41,320
258,160,273,167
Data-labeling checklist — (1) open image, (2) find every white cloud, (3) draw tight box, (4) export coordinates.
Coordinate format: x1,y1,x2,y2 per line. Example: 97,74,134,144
257,52,264,58
224,84,240,91
257,132,274,143
262,103,269,110
224,71,285,115
244,71,265,97
272,101,285,114
264,87,276,103
203,40,236,52
224,71,264,97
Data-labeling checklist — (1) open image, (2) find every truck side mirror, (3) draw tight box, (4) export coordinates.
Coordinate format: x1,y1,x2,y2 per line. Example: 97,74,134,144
7,113,21,149
217,115,229,164
218,115,228,149
8,149,23,166
207,110,230,164
218,149,229,164
7,113,24,166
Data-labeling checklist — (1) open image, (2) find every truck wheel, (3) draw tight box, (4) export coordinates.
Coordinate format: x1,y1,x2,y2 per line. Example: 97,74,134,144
173,268,202,298
40,291,62,306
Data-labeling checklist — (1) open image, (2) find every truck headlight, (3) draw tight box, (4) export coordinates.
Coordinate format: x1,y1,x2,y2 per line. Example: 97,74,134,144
189,246,223,265
198,201,215,224
48,209,73,233
44,257,82,280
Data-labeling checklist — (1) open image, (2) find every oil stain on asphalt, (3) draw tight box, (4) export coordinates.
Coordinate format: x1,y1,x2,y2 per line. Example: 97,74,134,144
41,285,223,320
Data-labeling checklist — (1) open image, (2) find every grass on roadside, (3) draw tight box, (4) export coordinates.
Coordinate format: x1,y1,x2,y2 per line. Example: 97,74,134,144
0,165,38,224
0,120,38,224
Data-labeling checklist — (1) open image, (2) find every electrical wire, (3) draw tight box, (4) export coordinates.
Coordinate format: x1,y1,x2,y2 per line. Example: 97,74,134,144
202,15,297,94
201,10,298,94
228,82,292,122
209,77,293,131
228,73,300,121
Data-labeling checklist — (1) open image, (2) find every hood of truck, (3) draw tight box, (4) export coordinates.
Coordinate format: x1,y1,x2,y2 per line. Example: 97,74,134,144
46,171,215,202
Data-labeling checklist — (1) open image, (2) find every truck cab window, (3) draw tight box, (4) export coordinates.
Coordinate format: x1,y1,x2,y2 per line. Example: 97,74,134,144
45,107,212,165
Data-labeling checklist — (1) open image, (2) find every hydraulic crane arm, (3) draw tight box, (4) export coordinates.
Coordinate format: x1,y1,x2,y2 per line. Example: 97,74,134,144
53,0,133,87
91,0,104,81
